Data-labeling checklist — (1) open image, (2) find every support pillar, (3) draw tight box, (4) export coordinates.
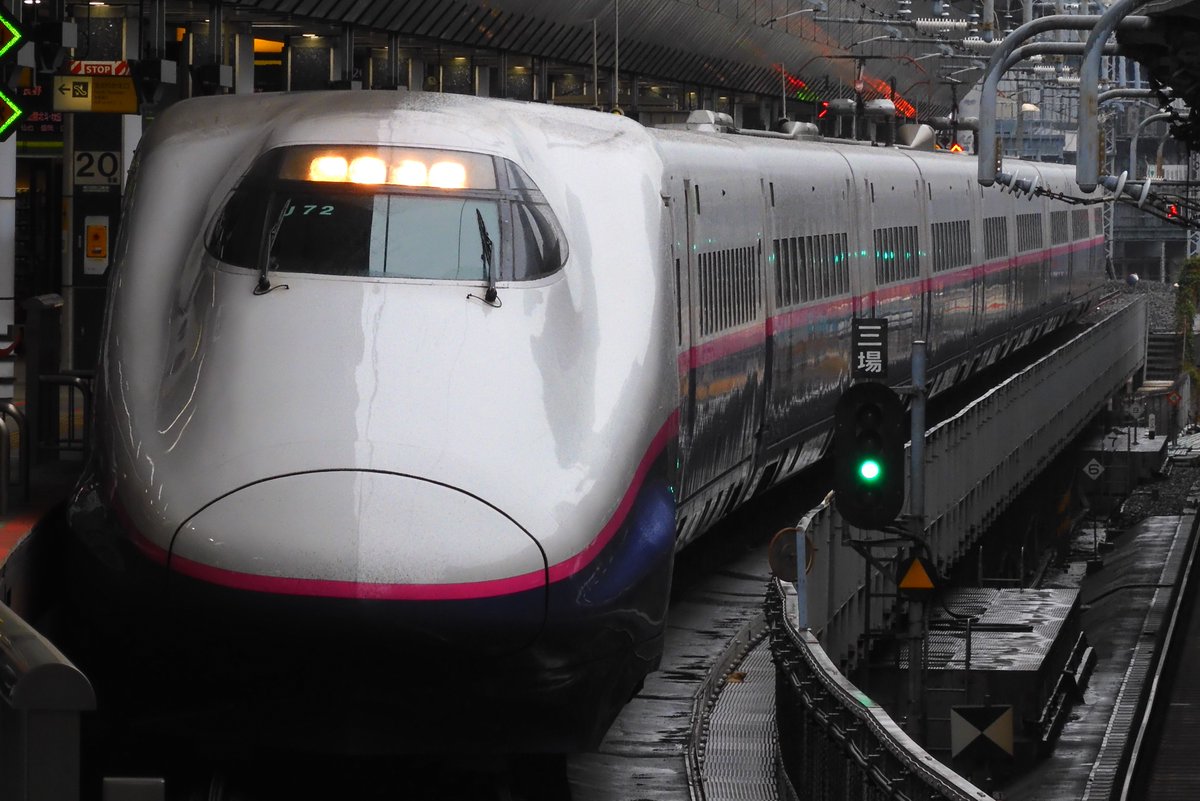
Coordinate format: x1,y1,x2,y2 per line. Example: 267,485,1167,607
0,137,14,402
233,26,254,95
1189,150,1200,259
387,32,402,89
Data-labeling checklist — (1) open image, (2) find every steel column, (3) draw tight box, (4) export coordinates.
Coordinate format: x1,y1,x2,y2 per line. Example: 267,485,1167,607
1078,0,1153,191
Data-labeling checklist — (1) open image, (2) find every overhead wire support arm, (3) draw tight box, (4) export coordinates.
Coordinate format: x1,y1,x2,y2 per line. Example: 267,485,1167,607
1078,0,1155,191
977,13,1151,187
1100,87,1162,103
1002,40,1119,72
1129,111,1174,177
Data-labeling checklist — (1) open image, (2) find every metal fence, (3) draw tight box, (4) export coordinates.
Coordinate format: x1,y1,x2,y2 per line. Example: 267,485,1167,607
768,580,995,801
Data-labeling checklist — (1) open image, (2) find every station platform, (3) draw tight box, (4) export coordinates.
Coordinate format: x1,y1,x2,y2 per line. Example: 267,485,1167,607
0,371,89,567
0,458,82,558
999,511,1198,801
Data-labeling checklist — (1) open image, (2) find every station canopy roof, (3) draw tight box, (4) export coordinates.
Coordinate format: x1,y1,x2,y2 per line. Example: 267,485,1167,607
234,0,984,118
174,0,1200,142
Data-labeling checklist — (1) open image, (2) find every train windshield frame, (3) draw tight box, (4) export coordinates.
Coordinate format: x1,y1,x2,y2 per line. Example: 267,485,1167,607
206,145,567,283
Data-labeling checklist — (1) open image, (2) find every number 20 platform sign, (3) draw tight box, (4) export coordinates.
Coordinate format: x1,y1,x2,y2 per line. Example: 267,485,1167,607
74,150,121,186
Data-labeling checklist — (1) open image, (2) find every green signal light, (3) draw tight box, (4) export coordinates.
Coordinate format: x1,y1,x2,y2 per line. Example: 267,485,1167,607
0,14,22,61
0,90,23,142
859,459,882,482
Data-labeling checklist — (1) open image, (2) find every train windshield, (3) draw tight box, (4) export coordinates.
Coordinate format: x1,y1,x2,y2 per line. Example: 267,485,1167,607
207,145,566,282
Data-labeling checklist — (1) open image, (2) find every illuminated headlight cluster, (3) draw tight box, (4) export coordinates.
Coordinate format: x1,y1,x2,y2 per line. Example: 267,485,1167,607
308,155,467,188
279,146,496,190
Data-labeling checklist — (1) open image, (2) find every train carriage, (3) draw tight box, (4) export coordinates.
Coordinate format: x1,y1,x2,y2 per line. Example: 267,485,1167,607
62,90,1105,752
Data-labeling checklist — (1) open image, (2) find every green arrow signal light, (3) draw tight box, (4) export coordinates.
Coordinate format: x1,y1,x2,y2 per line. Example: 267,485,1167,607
0,89,23,142
858,458,882,483
0,14,23,61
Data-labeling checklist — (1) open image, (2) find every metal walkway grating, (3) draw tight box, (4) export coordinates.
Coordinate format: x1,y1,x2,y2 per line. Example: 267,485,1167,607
701,639,779,801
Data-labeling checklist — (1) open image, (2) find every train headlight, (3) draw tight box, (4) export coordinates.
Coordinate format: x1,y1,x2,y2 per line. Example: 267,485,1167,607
391,159,428,186
308,156,348,182
428,161,467,189
348,156,387,184
289,147,494,190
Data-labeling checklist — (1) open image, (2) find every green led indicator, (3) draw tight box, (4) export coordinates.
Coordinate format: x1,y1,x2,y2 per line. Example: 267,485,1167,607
859,459,881,482
0,14,22,61
0,90,22,142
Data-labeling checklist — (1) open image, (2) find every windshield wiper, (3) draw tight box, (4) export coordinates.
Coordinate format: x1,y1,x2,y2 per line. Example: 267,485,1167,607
255,198,292,296
475,209,499,306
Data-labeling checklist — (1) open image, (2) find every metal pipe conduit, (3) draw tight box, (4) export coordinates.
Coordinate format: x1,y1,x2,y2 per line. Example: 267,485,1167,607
1100,87,1159,103
1130,111,1173,177
978,13,1150,186
1078,0,1155,191
1003,41,1119,72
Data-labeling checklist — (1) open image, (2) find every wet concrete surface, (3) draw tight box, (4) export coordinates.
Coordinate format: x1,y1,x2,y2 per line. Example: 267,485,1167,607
999,514,1196,801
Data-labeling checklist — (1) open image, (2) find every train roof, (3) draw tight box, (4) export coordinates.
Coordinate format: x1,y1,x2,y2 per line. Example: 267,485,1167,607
142,89,651,161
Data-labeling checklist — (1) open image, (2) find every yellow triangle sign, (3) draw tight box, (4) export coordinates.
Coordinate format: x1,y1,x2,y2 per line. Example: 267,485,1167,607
899,557,935,591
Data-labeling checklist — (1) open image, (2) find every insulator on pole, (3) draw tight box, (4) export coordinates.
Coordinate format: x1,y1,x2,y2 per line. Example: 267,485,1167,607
913,17,970,32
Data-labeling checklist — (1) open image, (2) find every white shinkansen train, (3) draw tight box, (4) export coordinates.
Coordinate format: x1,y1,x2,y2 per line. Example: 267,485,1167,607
62,90,1105,753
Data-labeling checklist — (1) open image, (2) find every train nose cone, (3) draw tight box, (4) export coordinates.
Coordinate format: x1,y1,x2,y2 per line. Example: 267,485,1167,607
168,470,547,652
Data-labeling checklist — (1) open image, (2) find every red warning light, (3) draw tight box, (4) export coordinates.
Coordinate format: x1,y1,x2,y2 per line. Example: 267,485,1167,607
817,101,829,119
1168,203,1179,219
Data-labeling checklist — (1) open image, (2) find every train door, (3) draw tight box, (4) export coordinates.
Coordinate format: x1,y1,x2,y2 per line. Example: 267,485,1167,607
678,167,767,501
672,177,695,503
969,179,983,342
854,154,924,383
754,175,774,472
914,175,932,343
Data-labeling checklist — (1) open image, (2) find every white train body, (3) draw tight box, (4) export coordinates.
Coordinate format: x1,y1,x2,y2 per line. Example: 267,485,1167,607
64,91,1104,752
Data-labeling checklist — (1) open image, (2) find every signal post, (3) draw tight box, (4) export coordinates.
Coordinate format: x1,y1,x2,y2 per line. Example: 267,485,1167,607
0,9,25,405
830,330,934,741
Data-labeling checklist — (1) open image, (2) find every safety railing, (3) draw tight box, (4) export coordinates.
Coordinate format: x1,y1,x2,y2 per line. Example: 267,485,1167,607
39,371,93,459
0,599,95,801
1037,631,1095,750
768,580,995,801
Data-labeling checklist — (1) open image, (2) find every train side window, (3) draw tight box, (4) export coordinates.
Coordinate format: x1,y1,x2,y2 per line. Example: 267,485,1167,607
822,235,833,297
511,201,563,280
790,238,801,304
804,236,815,301
838,234,849,294
208,180,269,270
984,216,1007,260
777,237,787,306
721,250,730,330
1071,208,1089,241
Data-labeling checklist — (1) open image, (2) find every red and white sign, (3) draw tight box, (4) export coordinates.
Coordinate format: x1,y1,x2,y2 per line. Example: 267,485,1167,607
68,60,130,77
